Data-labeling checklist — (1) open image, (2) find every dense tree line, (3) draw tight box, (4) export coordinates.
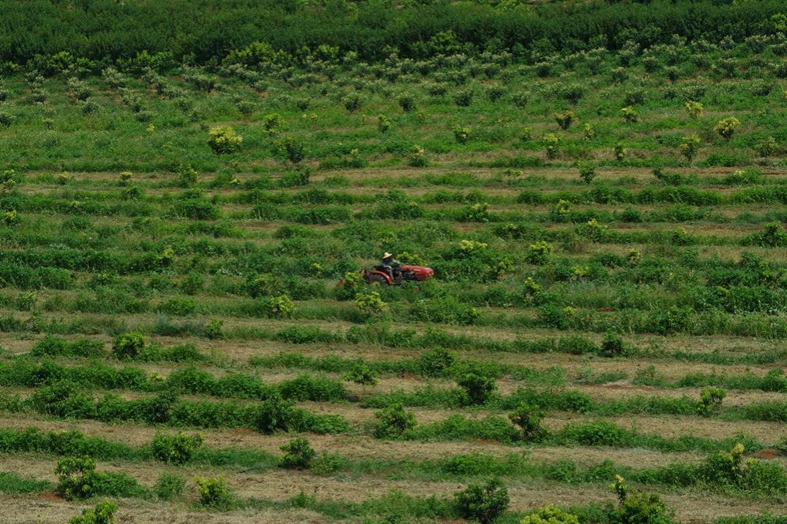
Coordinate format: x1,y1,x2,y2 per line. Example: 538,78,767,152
0,0,785,70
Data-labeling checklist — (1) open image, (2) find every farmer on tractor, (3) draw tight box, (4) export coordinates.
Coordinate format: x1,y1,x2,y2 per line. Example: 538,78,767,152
380,252,400,282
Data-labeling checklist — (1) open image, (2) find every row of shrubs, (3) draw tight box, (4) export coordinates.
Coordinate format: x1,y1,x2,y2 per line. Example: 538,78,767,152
13,382,349,435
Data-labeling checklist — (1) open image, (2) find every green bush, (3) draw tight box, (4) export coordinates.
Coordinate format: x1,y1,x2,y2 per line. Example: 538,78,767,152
454,478,510,524
195,475,234,508
112,332,146,360
150,432,204,465
67,500,117,524
254,394,295,434
521,505,579,524
612,476,672,524
344,363,378,386
279,437,316,470
374,403,417,439
698,387,726,417
154,473,185,501
208,126,242,154
508,403,544,441
457,371,496,405
418,346,457,377
601,331,624,358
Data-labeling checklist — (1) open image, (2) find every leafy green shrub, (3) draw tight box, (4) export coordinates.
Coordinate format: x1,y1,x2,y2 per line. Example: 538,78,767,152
208,126,242,154
154,473,185,501
418,346,457,377
195,475,234,508
679,135,700,162
112,332,146,360
276,136,305,164
698,387,726,417
684,101,703,119
542,134,561,159
454,478,510,524
755,136,777,157
205,318,224,340
554,111,576,130
454,126,471,144
260,294,295,318
377,114,392,133
56,456,142,501
714,117,740,140
454,89,474,107
526,241,552,265
508,403,544,441
621,106,639,123
279,437,316,469
150,432,204,464
601,331,624,358
577,162,596,184
355,290,387,317
67,500,117,524
344,363,378,386
457,371,496,405
409,144,428,167
612,476,671,524
521,505,579,524
374,403,417,439
254,394,294,434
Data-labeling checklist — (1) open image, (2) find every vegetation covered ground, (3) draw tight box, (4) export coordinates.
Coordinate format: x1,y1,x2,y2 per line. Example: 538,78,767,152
2,1,787,523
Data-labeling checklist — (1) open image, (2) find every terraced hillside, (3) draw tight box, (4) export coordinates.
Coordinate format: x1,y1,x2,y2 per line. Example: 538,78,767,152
2,11,787,524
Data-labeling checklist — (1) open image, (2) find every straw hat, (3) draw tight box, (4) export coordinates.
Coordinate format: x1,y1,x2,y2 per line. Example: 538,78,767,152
383,252,392,258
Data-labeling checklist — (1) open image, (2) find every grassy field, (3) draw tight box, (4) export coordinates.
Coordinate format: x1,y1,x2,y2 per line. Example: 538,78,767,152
2,17,787,524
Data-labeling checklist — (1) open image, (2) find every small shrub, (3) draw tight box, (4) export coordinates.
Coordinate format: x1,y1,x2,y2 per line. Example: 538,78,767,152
398,94,416,112
526,241,552,265
600,331,624,358
254,394,294,434
418,346,457,377
614,143,627,161
454,479,510,524
207,126,242,154
374,403,417,439
377,114,392,133
55,456,97,501
755,136,777,157
67,500,117,524
684,101,703,119
508,403,544,441
698,387,726,417
454,89,474,107
542,134,561,159
276,137,305,164
454,126,471,144
261,294,295,318
679,135,701,162
195,475,233,508
621,106,639,123
151,432,204,465
112,332,146,360
521,505,579,524
714,117,740,140
355,290,387,317
554,111,576,130
457,371,496,405
577,162,596,184
205,318,224,340
154,473,185,501
280,437,316,470
583,123,595,140
344,363,378,386
409,144,428,167
612,475,672,524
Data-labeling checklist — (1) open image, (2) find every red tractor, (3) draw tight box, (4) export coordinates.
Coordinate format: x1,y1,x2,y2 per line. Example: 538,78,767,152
361,264,434,285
